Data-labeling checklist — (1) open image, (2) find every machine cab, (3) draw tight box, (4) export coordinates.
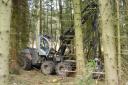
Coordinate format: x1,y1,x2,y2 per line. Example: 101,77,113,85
38,35,51,56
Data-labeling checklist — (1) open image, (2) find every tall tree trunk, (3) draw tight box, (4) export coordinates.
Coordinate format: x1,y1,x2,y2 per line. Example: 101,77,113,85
125,0,128,15
99,0,119,85
40,0,42,34
10,0,30,73
20,0,30,49
36,16,40,48
59,0,63,34
73,0,86,83
10,0,20,74
115,0,121,84
36,0,40,48
50,1,53,37
0,0,12,84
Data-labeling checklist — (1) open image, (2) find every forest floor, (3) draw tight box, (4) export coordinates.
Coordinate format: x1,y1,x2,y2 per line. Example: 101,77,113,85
9,69,104,85
9,69,75,85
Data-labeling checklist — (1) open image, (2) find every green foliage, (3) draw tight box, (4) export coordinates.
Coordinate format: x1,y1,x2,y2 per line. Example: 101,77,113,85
87,60,96,67
77,60,96,85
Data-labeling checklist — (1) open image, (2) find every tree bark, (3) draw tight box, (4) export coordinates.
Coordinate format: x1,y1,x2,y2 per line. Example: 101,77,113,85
36,0,40,48
10,0,20,74
59,0,63,34
115,0,121,84
99,0,119,85
73,0,86,83
40,0,43,34
0,0,12,84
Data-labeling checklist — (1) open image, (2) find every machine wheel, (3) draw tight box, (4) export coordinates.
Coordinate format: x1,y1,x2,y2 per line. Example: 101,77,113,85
41,61,55,75
56,62,72,77
21,57,32,70
18,48,32,70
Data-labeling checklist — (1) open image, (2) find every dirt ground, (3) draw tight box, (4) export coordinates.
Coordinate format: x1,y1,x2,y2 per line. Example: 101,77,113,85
9,69,75,85
9,69,104,85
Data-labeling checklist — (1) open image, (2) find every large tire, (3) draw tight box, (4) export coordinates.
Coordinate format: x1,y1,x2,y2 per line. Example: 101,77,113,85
41,61,55,75
56,62,72,77
19,49,32,71
21,57,32,70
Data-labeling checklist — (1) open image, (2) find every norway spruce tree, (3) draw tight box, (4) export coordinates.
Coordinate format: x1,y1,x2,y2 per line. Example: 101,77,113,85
99,0,119,85
0,0,12,84
73,0,86,84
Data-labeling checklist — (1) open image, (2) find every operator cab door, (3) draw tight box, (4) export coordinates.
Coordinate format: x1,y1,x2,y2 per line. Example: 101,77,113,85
38,36,50,56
